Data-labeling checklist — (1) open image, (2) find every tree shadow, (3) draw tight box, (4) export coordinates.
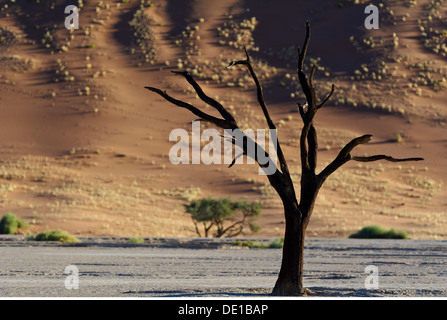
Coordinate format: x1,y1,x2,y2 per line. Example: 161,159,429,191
124,287,390,297
123,288,271,297
306,287,384,297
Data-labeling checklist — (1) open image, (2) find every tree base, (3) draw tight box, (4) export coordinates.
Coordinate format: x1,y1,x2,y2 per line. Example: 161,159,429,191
271,277,307,296
271,287,313,297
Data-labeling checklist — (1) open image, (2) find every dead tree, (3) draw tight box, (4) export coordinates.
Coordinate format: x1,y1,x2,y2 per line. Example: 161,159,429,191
145,22,423,296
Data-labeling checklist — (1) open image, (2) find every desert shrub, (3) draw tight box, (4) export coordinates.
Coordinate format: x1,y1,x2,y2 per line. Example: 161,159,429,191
29,230,79,243
128,3,158,64
184,197,262,238
268,237,284,248
349,225,408,239
0,27,17,46
129,237,144,244
232,240,268,248
0,212,28,234
232,237,284,249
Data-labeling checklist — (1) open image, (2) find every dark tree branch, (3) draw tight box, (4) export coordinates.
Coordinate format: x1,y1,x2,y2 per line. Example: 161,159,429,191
227,46,275,133
297,102,307,122
317,84,335,110
192,220,201,237
297,103,318,173
146,75,285,187
171,71,237,125
218,219,244,238
317,135,424,184
298,22,311,73
318,134,372,182
300,119,313,174
297,22,314,110
309,65,316,93
228,46,292,181
228,152,244,168
204,221,213,238
351,155,424,162
227,47,274,130
307,125,318,173
144,86,231,129
297,22,320,177
296,23,334,178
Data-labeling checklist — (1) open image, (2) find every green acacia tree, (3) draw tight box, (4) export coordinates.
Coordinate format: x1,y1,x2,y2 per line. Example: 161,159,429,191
184,197,261,238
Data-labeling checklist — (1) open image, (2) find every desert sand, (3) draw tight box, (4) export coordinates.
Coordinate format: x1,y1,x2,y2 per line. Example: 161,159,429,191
0,0,446,240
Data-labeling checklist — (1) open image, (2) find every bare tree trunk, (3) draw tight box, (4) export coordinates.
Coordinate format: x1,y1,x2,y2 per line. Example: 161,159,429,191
272,203,306,296
145,22,423,296
272,173,319,295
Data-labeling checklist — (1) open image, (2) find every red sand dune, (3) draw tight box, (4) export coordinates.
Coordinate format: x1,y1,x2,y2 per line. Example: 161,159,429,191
0,0,446,239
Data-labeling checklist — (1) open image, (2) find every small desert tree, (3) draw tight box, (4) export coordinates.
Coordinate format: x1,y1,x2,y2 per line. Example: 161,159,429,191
184,197,261,238
146,22,423,295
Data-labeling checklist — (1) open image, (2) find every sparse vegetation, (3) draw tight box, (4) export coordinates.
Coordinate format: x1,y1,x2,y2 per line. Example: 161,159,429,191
0,212,28,234
129,237,144,244
232,237,284,249
175,25,201,57
0,27,17,46
165,10,276,93
349,225,408,239
217,15,259,52
28,229,79,243
418,0,447,58
159,186,202,202
0,55,35,72
128,1,158,65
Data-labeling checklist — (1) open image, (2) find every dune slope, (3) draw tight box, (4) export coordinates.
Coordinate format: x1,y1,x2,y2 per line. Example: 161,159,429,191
0,0,446,239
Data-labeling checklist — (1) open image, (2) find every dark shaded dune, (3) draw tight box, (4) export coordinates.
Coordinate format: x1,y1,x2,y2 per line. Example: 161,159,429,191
165,0,196,37
240,0,378,74
112,1,148,49
7,1,69,43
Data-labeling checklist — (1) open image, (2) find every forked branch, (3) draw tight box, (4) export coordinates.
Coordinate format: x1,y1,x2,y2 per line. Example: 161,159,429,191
170,71,237,125
318,134,424,184
228,47,274,130
297,22,315,111
145,66,282,179
144,86,232,129
317,84,335,110
228,46,291,181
